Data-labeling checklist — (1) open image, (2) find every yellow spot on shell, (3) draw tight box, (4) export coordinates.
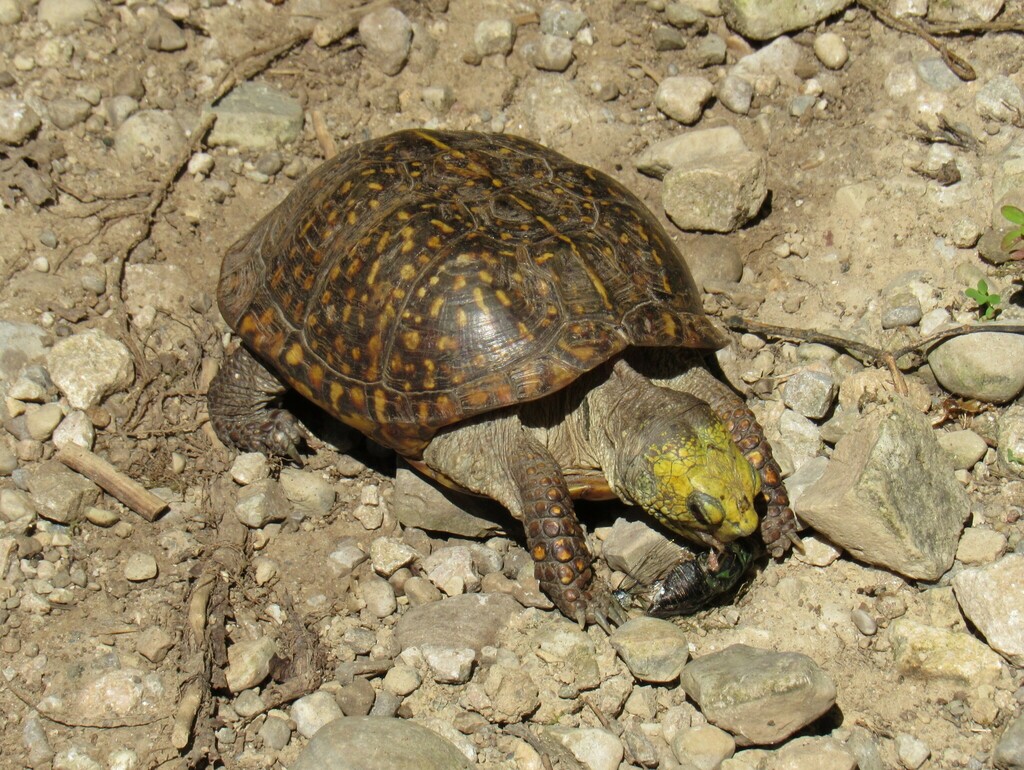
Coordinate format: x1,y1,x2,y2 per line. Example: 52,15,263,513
329,382,344,407
472,287,488,314
347,210,358,225
453,276,466,290
402,331,420,350
495,290,512,307
431,219,455,234
400,264,417,281
429,297,444,318
285,343,304,366
426,235,442,250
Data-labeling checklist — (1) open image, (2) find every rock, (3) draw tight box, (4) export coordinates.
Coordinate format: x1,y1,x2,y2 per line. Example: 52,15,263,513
779,738,859,769
531,35,574,72
935,429,987,470
0,0,21,24
636,126,749,180
662,149,766,232
382,664,422,697
422,545,480,596
0,97,41,146
895,733,930,769
37,0,100,32
977,75,1024,124
602,518,686,583
777,409,823,470
672,723,736,768
928,331,1024,402
136,627,174,663
25,403,63,441
291,690,345,738
997,404,1024,478
391,465,505,538
225,636,277,693
260,715,292,750
680,645,836,745
888,618,1005,684
653,26,687,52
359,574,397,618
370,537,421,576
721,0,851,40
732,36,802,91
916,57,962,91
114,110,188,169
955,527,1006,564
793,533,842,566
813,32,848,69
290,716,472,770
795,399,969,580
420,645,476,683
994,711,1024,770
928,0,1004,22
145,16,187,52
52,410,94,450
549,727,623,770
476,660,540,722
474,19,516,58
207,83,304,150
655,76,714,125
359,7,413,76
394,593,523,654
26,461,100,524
47,330,135,409
234,478,289,528
47,97,93,130
74,669,145,717
880,291,923,329
229,452,269,485
694,34,728,66
609,617,689,683
0,321,49,385
783,368,837,420
279,467,336,517
123,552,158,581
952,554,1024,665
718,74,754,114
540,2,589,38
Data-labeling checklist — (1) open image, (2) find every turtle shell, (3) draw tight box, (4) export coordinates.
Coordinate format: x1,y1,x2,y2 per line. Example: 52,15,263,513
218,129,728,457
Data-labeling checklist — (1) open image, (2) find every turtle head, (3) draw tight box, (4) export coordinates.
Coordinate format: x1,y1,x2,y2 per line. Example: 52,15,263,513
620,404,760,549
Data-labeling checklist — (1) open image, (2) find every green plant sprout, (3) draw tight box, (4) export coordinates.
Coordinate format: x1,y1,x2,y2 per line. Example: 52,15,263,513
1001,204,1024,252
964,279,1001,320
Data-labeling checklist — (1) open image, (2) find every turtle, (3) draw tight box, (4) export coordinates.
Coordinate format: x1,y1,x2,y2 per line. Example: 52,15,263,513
207,128,797,627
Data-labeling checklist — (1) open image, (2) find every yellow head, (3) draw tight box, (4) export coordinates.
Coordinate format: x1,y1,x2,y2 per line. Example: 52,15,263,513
622,413,761,549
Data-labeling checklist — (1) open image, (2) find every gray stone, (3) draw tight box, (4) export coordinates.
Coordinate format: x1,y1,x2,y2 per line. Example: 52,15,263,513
602,518,686,584
889,618,1004,684
548,727,623,770
104,95,139,128
52,410,94,450
998,404,1024,478
47,97,92,130
694,34,727,66
229,452,269,485
655,76,714,125
680,644,836,745
474,19,516,57
529,618,601,690
774,736,857,769
732,36,802,90
359,574,397,619
653,26,687,51
369,536,420,576
391,465,505,538
666,2,709,29
952,554,1024,665
663,150,766,232
26,461,100,524
636,126,749,180
531,35,574,72
540,2,589,38
895,733,930,769
916,57,962,91
145,16,187,52
234,478,289,528
394,593,522,654
0,322,48,385
994,711,1024,770
880,292,923,329
610,617,689,683
382,665,422,697
358,7,413,76
935,429,987,470
928,331,1024,403
421,644,476,683
136,627,174,663
795,399,969,580
330,540,367,575
37,0,100,32
928,0,1004,23
0,98,41,146
25,403,64,441
721,0,851,40
718,74,754,114
259,715,292,750
783,368,836,420
225,636,277,693
290,716,472,770
46,330,134,410
123,552,158,581
207,83,304,150
476,661,539,722
115,110,188,169
977,75,1024,124
291,691,344,738
279,467,336,517
777,409,823,470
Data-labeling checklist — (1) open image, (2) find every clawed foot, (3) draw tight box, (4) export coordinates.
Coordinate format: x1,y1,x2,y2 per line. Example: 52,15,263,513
553,581,628,633
259,408,304,463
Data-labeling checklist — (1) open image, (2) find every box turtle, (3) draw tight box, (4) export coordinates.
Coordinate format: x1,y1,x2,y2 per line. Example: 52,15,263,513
208,129,797,627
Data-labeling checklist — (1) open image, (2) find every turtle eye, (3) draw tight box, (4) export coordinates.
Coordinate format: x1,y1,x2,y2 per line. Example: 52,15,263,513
686,491,725,527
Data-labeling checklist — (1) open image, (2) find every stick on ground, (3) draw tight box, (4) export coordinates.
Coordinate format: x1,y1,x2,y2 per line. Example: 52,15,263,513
56,444,168,521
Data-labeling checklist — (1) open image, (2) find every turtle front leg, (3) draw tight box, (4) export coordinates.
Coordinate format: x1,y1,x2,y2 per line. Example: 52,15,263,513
207,346,304,461
422,418,624,629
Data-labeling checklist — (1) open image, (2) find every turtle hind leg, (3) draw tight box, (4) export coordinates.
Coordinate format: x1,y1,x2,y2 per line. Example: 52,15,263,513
422,418,625,630
207,346,304,461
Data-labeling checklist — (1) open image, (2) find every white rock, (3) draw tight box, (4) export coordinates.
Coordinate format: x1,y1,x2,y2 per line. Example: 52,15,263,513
225,636,278,693
37,0,100,32
230,452,269,485
0,97,41,145
51,410,95,450
370,537,419,576
553,727,623,770
655,76,714,125
290,691,344,738
47,330,134,410
952,554,1024,665
813,32,848,70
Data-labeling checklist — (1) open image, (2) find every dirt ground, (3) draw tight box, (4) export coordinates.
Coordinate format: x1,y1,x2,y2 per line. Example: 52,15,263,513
1,0,1023,768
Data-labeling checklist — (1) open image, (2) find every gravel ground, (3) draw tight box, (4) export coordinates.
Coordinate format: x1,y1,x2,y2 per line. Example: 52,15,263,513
1,0,1024,768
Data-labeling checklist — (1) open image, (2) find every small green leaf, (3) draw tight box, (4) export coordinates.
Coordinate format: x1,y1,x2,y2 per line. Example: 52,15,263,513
989,293,1001,305
1002,205,1024,225
964,288,983,303
1003,230,1024,252
977,279,988,294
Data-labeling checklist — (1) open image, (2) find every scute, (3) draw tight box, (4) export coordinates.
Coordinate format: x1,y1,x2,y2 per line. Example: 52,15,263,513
218,129,728,456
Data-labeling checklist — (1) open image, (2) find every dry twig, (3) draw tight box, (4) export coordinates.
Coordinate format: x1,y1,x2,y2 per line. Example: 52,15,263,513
57,445,169,521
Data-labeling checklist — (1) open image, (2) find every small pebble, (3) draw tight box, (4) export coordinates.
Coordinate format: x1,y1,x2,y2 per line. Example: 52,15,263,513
85,506,119,527
851,607,878,636
814,32,849,69
895,733,930,769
